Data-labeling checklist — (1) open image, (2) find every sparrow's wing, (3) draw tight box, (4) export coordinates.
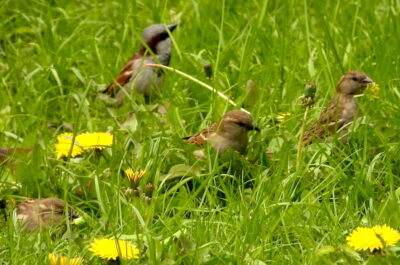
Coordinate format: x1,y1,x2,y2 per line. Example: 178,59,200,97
38,199,65,225
103,54,140,97
302,97,345,145
0,148,32,163
16,200,33,218
183,122,218,146
16,200,40,231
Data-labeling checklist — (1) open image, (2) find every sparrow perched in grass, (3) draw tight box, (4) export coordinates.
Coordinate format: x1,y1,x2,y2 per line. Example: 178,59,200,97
302,71,373,145
103,24,178,106
16,197,78,232
183,110,260,154
0,147,33,171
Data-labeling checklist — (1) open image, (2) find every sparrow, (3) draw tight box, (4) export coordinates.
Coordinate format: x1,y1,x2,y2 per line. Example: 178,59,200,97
302,71,373,145
102,24,178,106
16,197,79,232
183,110,260,154
0,147,33,171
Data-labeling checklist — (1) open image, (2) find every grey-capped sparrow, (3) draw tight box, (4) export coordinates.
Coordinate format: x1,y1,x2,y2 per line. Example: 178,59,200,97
103,24,178,106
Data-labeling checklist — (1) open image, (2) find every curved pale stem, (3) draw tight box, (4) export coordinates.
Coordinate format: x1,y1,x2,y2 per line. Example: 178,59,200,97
145,64,249,114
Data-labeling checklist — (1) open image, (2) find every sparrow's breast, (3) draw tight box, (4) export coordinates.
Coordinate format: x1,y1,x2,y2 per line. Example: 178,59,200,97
128,58,163,95
340,97,358,124
210,134,248,154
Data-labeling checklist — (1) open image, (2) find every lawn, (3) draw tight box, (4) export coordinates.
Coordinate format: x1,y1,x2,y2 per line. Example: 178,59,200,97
1,0,400,264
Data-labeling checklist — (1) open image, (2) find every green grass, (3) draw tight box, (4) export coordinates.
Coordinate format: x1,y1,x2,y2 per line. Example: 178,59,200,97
1,0,400,264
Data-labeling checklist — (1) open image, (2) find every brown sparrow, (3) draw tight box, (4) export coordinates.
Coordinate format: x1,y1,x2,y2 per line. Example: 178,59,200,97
0,147,33,171
183,110,260,154
102,24,178,106
302,71,373,145
16,197,78,232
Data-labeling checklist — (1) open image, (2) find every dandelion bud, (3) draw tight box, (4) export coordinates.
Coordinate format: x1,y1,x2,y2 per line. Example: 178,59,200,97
300,82,317,107
144,182,154,196
304,82,316,98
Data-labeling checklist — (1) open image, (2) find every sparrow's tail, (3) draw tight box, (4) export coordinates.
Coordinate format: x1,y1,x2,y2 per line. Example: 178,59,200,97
182,133,208,146
302,132,313,146
102,83,119,97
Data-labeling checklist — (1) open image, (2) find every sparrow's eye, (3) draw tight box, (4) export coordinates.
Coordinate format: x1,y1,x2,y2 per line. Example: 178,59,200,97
237,122,246,127
159,32,170,41
352,77,359,81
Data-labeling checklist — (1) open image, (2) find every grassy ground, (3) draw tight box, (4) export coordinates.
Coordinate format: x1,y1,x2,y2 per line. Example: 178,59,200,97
1,0,400,264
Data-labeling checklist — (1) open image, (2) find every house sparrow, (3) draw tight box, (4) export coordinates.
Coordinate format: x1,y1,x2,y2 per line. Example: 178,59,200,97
302,71,373,145
103,24,178,106
0,147,33,171
183,110,260,154
16,197,79,232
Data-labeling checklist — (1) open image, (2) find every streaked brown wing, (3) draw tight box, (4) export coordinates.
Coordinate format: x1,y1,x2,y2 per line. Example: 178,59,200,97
0,148,33,171
16,200,38,231
0,148,32,162
183,133,207,146
183,122,218,146
302,97,345,145
103,54,139,97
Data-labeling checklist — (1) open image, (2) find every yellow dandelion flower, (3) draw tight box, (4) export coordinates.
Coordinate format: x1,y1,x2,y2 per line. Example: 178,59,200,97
57,133,74,144
48,253,83,265
88,238,139,260
276,112,292,128
346,227,382,251
372,225,400,246
76,132,113,150
124,169,145,185
346,225,400,252
366,83,380,99
55,133,84,159
276,112,292,122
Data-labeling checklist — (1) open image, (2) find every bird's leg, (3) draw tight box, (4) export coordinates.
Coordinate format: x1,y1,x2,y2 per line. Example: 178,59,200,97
0,200,7,221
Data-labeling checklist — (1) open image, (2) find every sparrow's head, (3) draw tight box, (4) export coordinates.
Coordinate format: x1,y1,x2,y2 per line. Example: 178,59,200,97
141,24,178,56
220,110,260,136
17,197,79,231
39,197,79,220
336,71,373,95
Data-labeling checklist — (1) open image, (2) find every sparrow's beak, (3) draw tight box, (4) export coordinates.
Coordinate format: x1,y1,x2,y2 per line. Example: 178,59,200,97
362,76,373,84
69,211,80,220
251,123,260,132
167,24,178,32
